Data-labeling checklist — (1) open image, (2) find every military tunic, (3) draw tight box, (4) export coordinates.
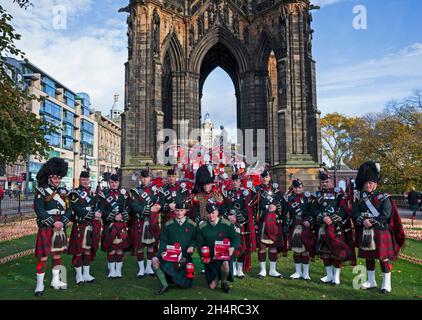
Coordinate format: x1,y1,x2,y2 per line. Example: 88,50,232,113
128,184,161,254
352,191,395,261
99,188,130,252
197,217,240,284
284,192,316,257
224,187,252,258
34,185,71,258
157,218,197,288
67,186,102,259
159,182,192,224
249,183,285,249
311,187,355,262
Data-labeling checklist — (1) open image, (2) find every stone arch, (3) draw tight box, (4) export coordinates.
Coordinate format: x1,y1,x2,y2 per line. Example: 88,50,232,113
255,31,282,71
161,31,184,72
189,26,249,75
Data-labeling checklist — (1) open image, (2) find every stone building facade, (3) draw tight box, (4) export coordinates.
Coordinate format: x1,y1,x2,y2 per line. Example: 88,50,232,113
120,0,322,190
94,111,122,178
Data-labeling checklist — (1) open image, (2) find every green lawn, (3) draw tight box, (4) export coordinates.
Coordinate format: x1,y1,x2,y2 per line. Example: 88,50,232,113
0,248,420,300
401,239,422,259
0,234,36,259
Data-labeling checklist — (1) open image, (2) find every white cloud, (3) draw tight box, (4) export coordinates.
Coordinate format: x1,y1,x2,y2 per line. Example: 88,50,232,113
3,0,127,113
317,43,422,115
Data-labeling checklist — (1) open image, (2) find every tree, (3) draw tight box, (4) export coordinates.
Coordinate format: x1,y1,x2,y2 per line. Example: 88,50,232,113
0,3,55,169
347,91,422,193
320,113,361,168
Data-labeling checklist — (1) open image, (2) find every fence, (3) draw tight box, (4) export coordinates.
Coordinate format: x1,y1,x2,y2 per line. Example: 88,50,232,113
0,192,35,222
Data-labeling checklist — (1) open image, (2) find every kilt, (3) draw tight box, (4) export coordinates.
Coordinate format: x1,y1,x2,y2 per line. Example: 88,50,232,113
204,258,234,284
35,227,67,258
317,225,355,262
159,255,193,288
357,228,394,261
257,220,284,249
288,223,316,258
101,222,129,252
129,217,159,255
234,224,247,258
68,220,102,258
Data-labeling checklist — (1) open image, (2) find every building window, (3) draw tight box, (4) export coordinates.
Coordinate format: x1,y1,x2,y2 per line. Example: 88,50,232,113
64,91,75,108
42,76,56,97
41,100,62,120
62,137,74,151
45,132,61,147
63,109,74,125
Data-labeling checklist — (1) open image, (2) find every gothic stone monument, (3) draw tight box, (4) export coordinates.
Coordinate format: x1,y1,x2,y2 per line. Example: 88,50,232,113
119,0,322,190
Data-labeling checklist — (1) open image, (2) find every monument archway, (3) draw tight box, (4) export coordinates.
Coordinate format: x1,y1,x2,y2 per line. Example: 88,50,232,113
120,0,322,190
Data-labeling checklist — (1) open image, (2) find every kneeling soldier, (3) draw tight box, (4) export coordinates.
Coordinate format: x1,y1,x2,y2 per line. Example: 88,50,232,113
152,200,197,295
197,202,240,293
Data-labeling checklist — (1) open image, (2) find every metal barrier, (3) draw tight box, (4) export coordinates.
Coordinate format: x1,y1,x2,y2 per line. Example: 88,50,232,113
0,192,35,223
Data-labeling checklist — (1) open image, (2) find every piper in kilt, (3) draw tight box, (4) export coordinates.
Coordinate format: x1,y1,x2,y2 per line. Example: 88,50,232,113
223,173,254,279
311,171,355,286
191,165,226,225
99,173,130,279
284,179,316,280
68,170,102,284
152,200,197,295
34,158,71,296
353,161,405,294
249,170,285,279
159,169,193,225
129,169,162,277
197,201,240,293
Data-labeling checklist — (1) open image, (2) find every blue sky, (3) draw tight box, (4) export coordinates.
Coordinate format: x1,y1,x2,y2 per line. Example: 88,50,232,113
3,0,422,136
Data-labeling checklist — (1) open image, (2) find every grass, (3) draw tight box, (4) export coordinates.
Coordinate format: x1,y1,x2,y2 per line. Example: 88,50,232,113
0,234,36,259
0,248,421,300
401,239,422,259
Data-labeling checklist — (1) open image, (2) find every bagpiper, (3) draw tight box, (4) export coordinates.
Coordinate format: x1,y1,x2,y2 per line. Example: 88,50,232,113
249,170,285,279
312,171,355,286
151,199,197,295
129,169,162,277
197,201,240,293
34,158,71,296
98,173,130,279
159,168,192,224
191,164,226,225
284,179,316,280
68,170,102,284
352,161,405,293
223,173,255,279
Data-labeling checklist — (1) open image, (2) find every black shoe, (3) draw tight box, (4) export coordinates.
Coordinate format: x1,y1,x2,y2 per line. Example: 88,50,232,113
137,274,145,278
331,281,340,287
34,291,44,297
257,274,265,280
156,286,169,295
237,275,245,279
381,289,390,294
222,282,231,294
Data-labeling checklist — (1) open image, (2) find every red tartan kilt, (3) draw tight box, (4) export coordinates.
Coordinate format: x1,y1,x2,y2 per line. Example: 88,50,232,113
101,222,129,252
322,225,355,262
257,220,284,248
67,221,101,255
35,227,67,258
288,224,316,257
234,225,247,257
129,218,159,254
357,228,395,261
